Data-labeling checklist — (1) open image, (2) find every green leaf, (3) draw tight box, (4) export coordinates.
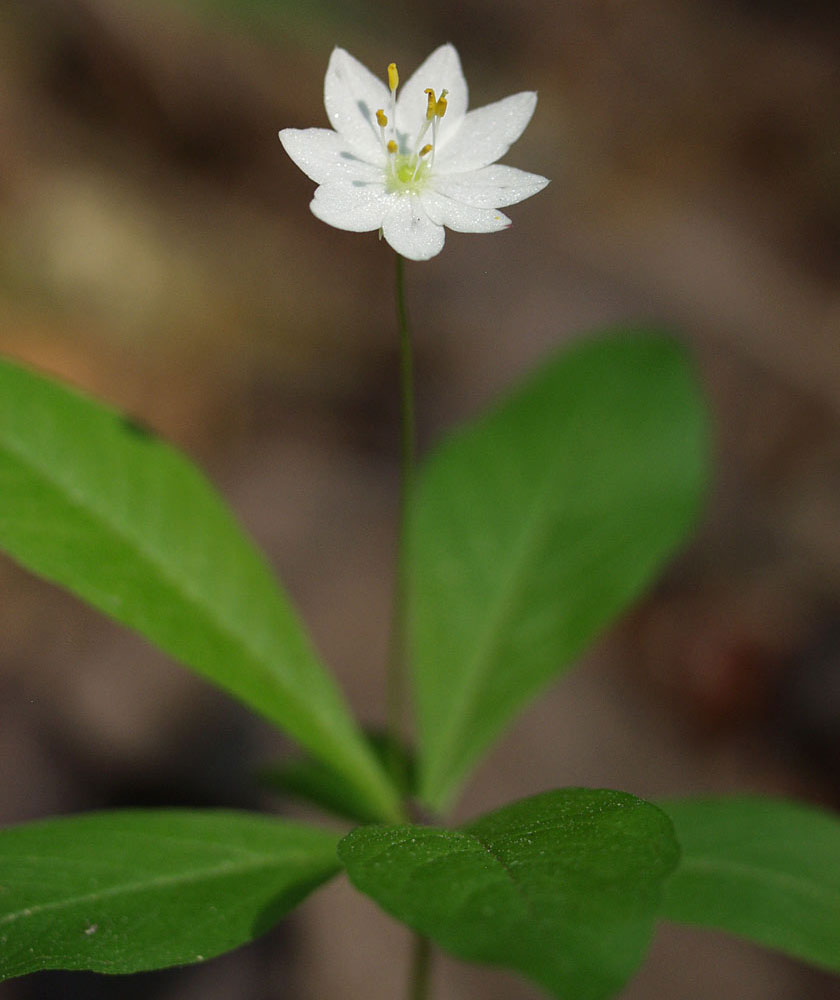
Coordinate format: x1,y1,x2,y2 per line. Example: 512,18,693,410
411,331,707,810
0,809,340,980
0,357,400,822
340,788,680,999
660,796,840,972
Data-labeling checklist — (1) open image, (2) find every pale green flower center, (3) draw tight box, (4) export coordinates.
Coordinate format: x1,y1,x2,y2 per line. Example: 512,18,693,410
386,154,432,193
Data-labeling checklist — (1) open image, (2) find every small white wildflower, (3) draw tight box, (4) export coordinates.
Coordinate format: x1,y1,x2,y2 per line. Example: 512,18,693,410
279,44,549,261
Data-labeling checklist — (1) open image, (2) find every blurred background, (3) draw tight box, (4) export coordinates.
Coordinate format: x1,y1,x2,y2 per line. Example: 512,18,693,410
1,0,839,997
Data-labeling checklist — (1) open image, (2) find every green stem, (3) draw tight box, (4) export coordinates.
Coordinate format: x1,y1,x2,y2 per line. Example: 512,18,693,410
385,253,415,790
384,254,432,1000
395,253,416,510
408,931,433,1000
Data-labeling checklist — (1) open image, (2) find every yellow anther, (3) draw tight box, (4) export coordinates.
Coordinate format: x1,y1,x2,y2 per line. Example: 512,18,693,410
436,89,448,118
388,63,399,92
419,143,433,157
376,109,388,128
425,88,437,121
387,139,398,154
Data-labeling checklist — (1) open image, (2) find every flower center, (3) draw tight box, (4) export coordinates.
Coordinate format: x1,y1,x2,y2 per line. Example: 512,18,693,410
375,61,448,195
394,154,428,186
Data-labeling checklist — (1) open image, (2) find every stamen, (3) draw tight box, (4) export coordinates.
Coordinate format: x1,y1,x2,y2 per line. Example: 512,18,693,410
375,108,391,163
410,140,434,182
387,63,399,159
428,89,446,169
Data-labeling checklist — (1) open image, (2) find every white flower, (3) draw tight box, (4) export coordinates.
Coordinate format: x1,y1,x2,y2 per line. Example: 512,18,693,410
279,44,549,261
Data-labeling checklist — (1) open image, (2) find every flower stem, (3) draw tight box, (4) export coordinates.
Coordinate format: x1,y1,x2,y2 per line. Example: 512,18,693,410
395,253,416,509
385,253,433,1000
385,252,415,790
409,931,433,1000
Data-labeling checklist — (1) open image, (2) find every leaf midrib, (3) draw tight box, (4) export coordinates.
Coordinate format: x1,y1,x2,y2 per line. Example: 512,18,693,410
673,855,840,911
465,830,535,916
0,849,332,926
422,461,567,798
0,428,354,764
0,428,290,680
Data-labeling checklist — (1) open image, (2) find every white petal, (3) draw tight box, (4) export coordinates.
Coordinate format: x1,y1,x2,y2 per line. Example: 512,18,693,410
420,190,511,233
279,128,383,185
436,92,538,172
310,182,391,232
430,164,549,208
396,44,468,151
323,47,390,162
381,195,446,260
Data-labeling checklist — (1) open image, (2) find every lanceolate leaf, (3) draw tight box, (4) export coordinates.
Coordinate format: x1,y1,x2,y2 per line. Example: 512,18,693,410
0,810,340,980
660,796,840,972
411,332,707,810
0,357,400,822
340,788,680,999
